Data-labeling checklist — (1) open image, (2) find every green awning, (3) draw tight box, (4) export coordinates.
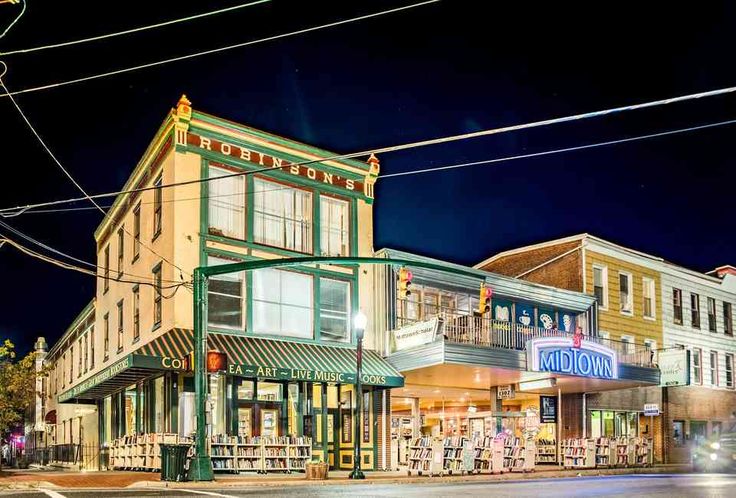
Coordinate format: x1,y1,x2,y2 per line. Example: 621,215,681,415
140,328,404,387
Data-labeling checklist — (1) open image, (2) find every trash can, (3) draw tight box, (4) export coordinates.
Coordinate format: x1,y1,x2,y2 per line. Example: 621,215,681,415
160,443,191,482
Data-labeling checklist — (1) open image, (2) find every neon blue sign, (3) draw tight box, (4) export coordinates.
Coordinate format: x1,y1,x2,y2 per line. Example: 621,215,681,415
528,337,618,380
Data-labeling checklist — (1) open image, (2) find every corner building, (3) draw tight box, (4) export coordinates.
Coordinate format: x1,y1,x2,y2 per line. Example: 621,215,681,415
42,95,401,471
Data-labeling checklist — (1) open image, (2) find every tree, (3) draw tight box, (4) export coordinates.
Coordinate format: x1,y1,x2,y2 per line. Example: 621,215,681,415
0,340,39,436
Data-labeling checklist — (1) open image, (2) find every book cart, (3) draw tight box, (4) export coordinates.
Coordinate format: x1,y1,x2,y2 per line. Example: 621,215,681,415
210,435,312,474
442,436,469,474
594,437,612,467
407,436,444,476
562,438,595,469
110,433,188,471
473,436,505,474
535,439,557,464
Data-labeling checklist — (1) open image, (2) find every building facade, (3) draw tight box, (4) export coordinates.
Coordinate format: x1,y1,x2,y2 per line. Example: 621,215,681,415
477,234,736,463
40,95,400,471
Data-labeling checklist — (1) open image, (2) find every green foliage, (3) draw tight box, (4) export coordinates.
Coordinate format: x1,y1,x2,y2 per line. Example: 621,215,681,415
0,340,41,433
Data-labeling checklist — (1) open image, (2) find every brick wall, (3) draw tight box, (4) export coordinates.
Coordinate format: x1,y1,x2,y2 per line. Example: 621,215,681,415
479,241,583,291
663,386,736,463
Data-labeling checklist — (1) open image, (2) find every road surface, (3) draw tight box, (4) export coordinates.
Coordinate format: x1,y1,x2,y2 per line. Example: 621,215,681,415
2,474,735,498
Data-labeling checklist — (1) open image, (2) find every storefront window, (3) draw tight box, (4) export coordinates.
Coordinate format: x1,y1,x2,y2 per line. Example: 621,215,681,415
603,411,614,437
253,268,313,339
207,256,245,330
590,410,602,438
257,382,283,402
627,412,638,437
238,380,254,400
209,374,226,436
673,420,685,447
615,411,627,437
320,278,350,343
153,376,165,433
103,396,112,444
288,384,299,436
124,385,137,435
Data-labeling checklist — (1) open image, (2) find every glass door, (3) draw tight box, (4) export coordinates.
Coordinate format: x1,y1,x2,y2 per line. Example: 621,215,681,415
261,409,279,437
238,408,252,438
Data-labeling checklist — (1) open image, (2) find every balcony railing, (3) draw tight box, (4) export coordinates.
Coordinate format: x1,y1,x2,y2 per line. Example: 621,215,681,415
396,310,655,368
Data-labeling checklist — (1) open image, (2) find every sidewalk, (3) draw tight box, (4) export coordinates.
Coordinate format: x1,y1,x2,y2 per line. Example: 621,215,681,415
0,464,691,490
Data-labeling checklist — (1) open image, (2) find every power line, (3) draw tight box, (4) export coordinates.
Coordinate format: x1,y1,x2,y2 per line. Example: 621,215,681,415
0,0,271,56
0,219,186,283
0,235,191,294
381,118,736,178
0,64,192,281
0,0,25,40
0,0,441,97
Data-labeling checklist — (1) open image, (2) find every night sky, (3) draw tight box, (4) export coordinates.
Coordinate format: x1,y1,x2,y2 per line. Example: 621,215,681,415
0,1,734,353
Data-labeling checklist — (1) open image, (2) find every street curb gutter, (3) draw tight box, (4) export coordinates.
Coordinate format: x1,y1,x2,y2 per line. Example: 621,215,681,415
127,465,691,489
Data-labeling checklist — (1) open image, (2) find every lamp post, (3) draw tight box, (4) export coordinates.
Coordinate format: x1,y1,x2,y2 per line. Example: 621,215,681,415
349,311,368,480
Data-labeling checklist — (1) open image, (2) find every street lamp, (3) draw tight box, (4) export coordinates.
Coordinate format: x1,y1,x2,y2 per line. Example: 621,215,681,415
349,311,368,480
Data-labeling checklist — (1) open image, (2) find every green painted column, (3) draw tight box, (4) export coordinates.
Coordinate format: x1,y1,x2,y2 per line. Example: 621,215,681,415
321,382,328,462
188,269,214,481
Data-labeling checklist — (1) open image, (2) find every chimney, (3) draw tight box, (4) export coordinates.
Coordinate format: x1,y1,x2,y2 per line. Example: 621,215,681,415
707,265,736,279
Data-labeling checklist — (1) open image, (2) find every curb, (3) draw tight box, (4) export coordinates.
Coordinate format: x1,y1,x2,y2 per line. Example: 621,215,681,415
127,466,691,489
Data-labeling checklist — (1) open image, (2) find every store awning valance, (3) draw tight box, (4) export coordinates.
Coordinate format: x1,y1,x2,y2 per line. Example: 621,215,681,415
140,329,403,387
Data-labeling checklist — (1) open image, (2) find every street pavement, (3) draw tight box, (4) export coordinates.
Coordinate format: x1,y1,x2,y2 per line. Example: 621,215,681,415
2,474,735,498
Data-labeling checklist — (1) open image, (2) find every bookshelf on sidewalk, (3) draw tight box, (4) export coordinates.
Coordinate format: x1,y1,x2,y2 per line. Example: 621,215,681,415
209,435,312,474
563,437,653,469
110,433,191,471
535,438,557,464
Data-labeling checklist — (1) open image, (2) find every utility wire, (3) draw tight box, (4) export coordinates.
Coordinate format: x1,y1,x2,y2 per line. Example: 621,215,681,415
0,0,271,56
381,118,736,178
0,63,192,280
1,108,735,217
0,0,25,40
0,0,440,97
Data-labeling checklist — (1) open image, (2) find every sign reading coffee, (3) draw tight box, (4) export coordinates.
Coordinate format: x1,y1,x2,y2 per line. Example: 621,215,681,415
527,337,618,380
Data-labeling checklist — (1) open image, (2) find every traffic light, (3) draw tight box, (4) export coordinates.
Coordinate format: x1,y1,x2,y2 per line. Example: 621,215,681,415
478,283,492,314
398,267,413,298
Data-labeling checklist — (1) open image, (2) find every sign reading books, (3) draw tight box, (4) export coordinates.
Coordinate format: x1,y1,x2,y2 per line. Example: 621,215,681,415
540,395,557,423
658,349,690,387
527,336,618,380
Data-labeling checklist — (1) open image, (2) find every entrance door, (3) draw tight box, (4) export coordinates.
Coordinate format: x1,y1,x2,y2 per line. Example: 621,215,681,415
327,408,339,469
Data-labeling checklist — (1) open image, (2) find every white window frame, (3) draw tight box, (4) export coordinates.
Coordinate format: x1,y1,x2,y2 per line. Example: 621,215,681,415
320,195,350,257
707,297,717,332
252,268,314,339
692,347,702,385
726,353,734,389
672,288,683,325
592,264,608,310
621,335,635,355
253,177,313,253
208,165,245,240
207,256,245,330
710,350,719,387
643,338,657,364
319,277,351,343
619,272,633,315
642,277,655,320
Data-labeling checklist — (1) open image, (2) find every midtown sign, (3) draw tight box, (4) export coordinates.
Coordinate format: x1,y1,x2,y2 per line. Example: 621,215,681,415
527,337,618,380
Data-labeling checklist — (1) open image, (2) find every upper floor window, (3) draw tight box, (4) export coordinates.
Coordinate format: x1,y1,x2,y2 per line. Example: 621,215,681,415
208,166,245,239
117,300,124,352
69,344,74,383
252,268,313,339
77,337,82,377
320,278,350,343
153,264,162,329
253,178,312,253
117,227,124,278
593,265,607,309
90,326,95,369
619,272,632,314
320,196,350,257
621,335,635,355
61,354,66,387
708,297,717,332
133,203,141,261
672,288,683,325
642,277,655,319
153,174,163,238
207,256,244,330
132,286,140,341
710,351,719,387
725,302,733,336
693,347,702,384
644,338,657,364
691,293,700,329
103,245,110,293
103,313,110,359
726,353,734,389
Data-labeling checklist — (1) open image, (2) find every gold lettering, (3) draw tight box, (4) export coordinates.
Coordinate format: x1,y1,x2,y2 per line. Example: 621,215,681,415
322,172,333,184
290,164,300,175
240,148,251,162
337,373,345,383
199,137,211,150
257,152,265,166
346,179,355,190
220,143,231,155
162,357,172,368
307,168,317,180
272,157,283,169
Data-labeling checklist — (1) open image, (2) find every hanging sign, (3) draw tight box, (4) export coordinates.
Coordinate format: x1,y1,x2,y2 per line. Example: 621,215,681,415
540,395,557,423
658,349,690,387
527,337,618,380
391,318,441,352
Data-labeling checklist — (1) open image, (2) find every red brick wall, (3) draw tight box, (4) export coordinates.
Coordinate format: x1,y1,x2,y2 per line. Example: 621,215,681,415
479,241,583,291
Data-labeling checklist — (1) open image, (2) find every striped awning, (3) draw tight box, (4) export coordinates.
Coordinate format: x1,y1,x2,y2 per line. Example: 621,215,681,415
139,328,404,387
